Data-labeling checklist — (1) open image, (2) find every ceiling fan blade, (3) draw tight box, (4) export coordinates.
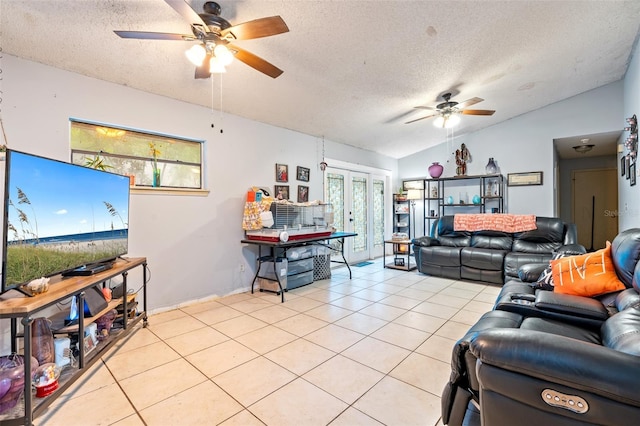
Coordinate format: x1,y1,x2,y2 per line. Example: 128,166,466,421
114,30,195,41
195,54,211,79
414,106,436,111
405,114,436,124
229,45,283,78
165,0,207,27
461,109,495,116
221,16,289,40
455,97,484,110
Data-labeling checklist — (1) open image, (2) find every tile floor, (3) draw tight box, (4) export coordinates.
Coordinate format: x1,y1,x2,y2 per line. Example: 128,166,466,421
37,258,500,426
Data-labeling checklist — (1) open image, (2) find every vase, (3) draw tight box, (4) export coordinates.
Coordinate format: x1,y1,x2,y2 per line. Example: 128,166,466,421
485,157,498,174
152,169,161,187
428,162,444,178
446,195,454,205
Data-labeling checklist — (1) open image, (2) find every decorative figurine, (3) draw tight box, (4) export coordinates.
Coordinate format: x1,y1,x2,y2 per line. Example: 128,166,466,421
455,143,471,176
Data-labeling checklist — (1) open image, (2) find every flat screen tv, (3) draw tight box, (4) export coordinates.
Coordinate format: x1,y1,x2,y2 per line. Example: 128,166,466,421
1,149,130,295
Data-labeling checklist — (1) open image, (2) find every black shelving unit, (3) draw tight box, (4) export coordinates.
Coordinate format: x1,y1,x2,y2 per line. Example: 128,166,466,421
403,174,505,237
393,194,411,238
423,179,443,236
437,174,505,227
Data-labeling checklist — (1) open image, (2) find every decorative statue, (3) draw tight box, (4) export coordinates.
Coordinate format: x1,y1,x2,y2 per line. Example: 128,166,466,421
455,143,471,176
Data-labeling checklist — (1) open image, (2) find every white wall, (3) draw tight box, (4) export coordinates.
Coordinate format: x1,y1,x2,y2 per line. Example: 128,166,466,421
620,38,640,231
0,54,398,315
399,81,624,237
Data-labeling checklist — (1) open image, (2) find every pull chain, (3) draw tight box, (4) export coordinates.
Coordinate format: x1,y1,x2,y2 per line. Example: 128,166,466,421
210,74,223,134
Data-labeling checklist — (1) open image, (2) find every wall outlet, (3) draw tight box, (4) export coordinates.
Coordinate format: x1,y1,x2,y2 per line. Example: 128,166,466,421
239,264,245,272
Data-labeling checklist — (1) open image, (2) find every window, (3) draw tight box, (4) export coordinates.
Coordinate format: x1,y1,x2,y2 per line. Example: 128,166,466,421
70,120,203,189
373,178,384,248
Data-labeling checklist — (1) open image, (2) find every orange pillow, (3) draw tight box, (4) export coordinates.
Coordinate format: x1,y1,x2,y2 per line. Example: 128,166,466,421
551,243,625,297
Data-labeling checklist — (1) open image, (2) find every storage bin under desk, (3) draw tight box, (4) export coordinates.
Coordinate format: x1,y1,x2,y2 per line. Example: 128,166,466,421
287,270,314,289
258,256,315,292
288,257,313,275
287,256,314,289
258,258,288,292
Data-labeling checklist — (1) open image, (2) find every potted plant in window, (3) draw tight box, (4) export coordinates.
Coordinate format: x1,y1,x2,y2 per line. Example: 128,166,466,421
149,143,161,187
84,154,113,171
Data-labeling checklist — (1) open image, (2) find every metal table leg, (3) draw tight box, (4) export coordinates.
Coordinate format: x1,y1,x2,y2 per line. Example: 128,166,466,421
251,245,262,294
21,316,33,426
340,237,352,279
143,261,149,327
271,248,285,303
122,271,128,331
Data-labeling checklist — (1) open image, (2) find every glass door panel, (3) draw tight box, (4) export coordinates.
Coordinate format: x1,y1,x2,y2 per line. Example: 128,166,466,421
372,177,385,258
349,173,369,263
325,168,385,264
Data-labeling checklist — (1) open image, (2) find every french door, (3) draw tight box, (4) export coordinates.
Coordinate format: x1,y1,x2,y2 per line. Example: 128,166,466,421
325,166,388,264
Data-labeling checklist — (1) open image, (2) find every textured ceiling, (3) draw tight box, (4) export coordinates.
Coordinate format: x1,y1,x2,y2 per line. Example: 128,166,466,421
2,0,640,159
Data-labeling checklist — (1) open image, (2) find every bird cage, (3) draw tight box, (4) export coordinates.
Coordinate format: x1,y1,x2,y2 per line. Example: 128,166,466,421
245,202,334,242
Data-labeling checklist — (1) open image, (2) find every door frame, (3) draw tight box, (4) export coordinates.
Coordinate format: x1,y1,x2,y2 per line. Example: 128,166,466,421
570,167,618,251
324,158,392,263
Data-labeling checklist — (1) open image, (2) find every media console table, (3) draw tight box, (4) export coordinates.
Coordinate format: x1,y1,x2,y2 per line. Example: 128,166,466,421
0,257,148,426
241,232,357,302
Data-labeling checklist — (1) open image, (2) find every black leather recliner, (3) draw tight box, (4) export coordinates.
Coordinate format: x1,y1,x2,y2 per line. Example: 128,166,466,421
442,228,640,426
413,216,580,285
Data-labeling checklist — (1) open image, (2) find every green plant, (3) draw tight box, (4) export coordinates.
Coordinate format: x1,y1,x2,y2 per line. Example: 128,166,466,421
85,154,113,171
103,201,127,229
9,188,39,243
149,142,162,186
149,143,161,169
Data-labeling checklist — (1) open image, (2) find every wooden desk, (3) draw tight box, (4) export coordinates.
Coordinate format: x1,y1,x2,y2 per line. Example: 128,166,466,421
0,257,147,426
241,232,357,302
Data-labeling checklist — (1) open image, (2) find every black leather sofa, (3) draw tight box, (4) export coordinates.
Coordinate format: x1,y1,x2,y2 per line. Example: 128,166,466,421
442,228,640,426
412,215,580,284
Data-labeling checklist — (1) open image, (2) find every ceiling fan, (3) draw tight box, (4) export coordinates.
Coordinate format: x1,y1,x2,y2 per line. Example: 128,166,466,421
405,92,495,128
114,0,289,79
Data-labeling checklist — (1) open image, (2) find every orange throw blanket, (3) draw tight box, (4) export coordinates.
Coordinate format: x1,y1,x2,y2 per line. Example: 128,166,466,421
454,214,537,233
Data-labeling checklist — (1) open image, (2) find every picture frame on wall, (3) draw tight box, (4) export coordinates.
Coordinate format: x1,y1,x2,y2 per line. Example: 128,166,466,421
276,164,288,182
274,185,289,200
297,166,310,182
631,162,636,186
297,185,309,202
403,180,424,190
621,156,627,176
626,156,631,180
507,171,543,186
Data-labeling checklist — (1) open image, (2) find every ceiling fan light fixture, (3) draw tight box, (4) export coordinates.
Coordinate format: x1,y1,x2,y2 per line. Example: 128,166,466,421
186,44,206,66
209,56,227,74
447,113,461,127
214,44,234,66
433,112,460,128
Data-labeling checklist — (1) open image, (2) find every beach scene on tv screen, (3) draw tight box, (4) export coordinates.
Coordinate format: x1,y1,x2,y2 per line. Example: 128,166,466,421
5,151,129,286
